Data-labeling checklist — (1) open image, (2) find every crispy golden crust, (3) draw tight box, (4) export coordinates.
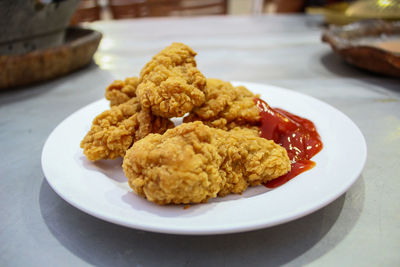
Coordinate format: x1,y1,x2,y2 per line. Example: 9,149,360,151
183,78,260,130
137,43,206,118
123,122,290,205
105,77,139,106
80,98,174,161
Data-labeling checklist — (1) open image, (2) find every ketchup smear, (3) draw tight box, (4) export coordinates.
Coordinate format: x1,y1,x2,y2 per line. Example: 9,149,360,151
254,98,323,188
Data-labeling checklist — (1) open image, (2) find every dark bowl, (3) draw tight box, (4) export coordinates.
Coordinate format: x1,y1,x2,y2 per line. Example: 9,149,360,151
0,0,80,55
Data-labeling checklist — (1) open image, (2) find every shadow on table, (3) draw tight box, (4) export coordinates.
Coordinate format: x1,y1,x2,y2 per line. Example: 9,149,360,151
39,176,365,266
319,52,399,92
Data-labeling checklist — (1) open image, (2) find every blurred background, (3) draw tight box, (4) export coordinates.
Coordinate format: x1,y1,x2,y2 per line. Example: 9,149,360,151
1,0,398,89
69,0,357,24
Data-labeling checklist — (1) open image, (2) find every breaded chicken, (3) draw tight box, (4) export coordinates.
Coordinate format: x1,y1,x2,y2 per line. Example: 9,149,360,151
123,121,290,205
80,98,174,161
105,77,139,106
137,43,207,118
183,78,260,130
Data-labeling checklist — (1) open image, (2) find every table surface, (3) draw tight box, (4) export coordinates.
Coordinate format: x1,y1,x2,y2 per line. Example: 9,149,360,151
1,15,399,266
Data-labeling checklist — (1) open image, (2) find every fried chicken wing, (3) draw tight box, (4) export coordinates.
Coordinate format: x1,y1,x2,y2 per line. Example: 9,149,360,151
137,43,207,118
183,78,260,130
105,77,139,106
123,121,290,205
80,98,174,161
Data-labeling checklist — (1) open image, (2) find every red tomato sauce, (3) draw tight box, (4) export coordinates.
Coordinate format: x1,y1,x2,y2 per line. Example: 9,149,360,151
254,98,323,188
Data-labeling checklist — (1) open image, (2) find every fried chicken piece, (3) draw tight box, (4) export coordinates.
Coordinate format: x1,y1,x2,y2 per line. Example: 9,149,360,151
105,77,139,106
80,98,174,161
137,42,207,118
123,121,290,205
183,78,261,130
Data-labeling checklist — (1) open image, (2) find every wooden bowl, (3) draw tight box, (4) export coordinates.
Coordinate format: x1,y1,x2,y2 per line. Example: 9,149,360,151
0,27,102,89
322,20,400,77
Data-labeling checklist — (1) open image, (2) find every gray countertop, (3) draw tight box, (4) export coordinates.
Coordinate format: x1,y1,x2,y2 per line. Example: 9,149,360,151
1,15,399,266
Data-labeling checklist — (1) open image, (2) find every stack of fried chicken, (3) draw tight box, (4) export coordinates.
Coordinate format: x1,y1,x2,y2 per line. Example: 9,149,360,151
80,43,290,205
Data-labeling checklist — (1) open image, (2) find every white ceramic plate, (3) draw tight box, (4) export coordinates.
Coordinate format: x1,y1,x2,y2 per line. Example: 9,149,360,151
41,81,367,235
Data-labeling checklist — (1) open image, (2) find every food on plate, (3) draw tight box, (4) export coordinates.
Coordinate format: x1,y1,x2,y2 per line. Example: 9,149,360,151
81,43,207,161
122,121,291,205
80,42,323,205
137,42,207,118
183,78,261,130
105,77,139,106
80,98,174,161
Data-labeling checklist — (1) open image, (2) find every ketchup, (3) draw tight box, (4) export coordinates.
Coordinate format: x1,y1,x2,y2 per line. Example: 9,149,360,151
254,98,323,188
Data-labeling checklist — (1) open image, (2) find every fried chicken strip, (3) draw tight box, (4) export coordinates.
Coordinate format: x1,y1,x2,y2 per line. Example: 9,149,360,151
183,78,260,130
137,42,207,118
80,98,174,161
123,121,290,205
105,77,139,106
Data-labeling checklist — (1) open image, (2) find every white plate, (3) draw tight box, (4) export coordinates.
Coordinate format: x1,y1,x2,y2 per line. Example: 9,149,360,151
41,81,367,235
